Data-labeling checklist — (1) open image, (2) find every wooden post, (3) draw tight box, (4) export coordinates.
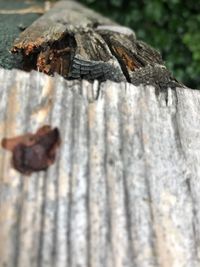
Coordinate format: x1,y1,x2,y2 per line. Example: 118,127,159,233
0,1,199,267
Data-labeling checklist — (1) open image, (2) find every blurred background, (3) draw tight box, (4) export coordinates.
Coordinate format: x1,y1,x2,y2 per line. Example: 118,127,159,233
79,0,200,89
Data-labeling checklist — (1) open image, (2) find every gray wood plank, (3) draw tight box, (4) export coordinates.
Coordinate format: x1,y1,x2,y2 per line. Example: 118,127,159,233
0,68,199,267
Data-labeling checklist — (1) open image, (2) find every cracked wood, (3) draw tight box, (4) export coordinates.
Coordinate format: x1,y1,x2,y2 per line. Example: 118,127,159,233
11,0,181,88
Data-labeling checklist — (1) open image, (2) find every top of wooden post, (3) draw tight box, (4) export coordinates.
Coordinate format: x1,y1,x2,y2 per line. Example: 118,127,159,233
9,0,182,90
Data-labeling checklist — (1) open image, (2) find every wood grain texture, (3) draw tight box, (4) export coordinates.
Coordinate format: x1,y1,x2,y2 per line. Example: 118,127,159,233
0,68,199,267
12,0,116,51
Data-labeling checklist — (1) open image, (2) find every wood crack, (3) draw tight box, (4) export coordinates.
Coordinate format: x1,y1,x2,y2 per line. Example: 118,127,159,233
11,0,183,88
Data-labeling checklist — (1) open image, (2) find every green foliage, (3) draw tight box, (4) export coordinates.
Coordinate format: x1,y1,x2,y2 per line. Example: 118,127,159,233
79,0,200,88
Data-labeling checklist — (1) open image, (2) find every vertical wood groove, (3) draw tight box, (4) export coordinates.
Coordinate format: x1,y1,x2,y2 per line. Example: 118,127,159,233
0,69,200,267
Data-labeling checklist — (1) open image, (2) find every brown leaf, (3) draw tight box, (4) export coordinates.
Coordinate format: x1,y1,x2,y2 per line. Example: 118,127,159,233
1,125,61,175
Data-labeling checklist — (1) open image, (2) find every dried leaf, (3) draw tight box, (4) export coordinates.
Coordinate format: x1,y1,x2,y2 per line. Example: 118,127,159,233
1,125,61,175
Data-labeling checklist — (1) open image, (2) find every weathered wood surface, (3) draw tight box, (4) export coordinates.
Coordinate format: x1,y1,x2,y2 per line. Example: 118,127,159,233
11,0,180,89
0,68,200,267
11,0,125,82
